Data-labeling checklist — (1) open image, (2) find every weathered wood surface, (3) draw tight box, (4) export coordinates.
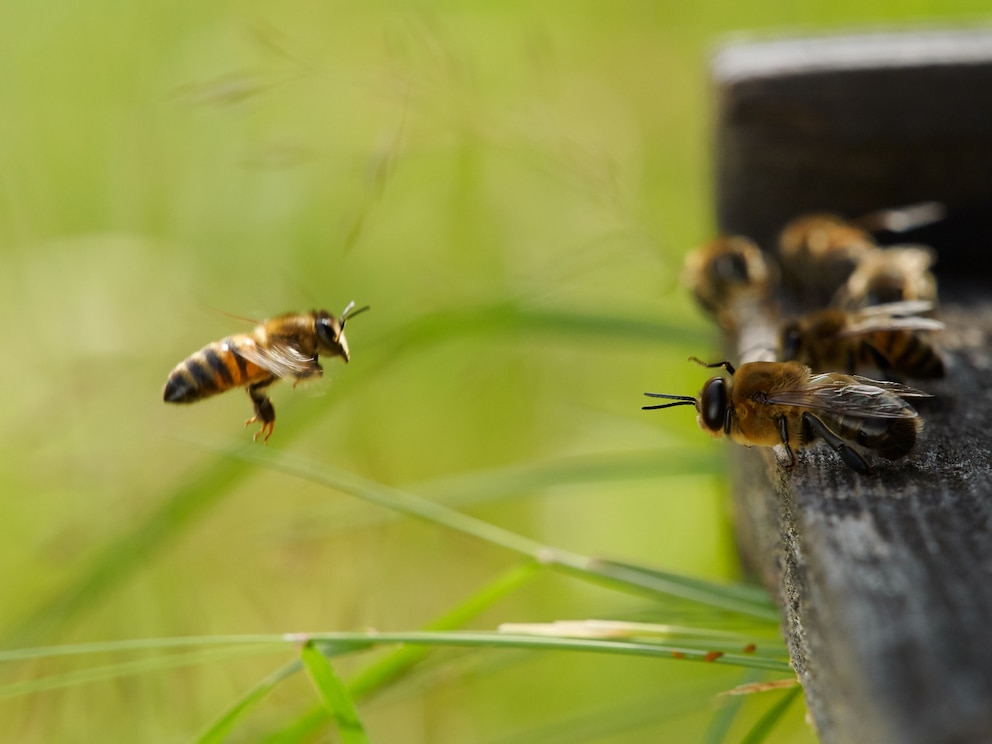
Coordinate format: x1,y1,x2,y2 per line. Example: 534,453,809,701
712,31,992,744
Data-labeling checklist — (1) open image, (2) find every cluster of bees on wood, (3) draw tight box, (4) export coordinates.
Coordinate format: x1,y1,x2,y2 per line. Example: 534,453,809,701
643,205,946,474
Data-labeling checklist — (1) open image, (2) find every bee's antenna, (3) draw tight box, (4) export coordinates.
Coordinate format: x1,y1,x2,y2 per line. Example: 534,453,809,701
339,301,371,326
642,393,697,411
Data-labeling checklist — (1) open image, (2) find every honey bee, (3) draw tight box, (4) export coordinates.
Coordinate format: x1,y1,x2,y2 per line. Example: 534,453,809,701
777,213,876,302
163,302,370,441
643,358,931,473
779,300,944,379
683,236,777,330
834,245,938,309
777,203,944,306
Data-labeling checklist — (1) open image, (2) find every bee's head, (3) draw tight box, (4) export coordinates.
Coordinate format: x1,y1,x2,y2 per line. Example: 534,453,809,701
643,358,734,438
315,301,370,361
643,382,720,438
696,376,729,436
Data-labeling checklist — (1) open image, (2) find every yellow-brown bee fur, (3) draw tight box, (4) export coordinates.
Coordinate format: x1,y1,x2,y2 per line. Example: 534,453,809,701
780,302,944,379
777,213,876,301
834,245,938,308
683,236,778,330
163,302,369,441
644,358,930,473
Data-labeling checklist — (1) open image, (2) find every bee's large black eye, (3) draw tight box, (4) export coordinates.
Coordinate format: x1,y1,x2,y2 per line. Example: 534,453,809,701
315,318,340,348
700,377,727,432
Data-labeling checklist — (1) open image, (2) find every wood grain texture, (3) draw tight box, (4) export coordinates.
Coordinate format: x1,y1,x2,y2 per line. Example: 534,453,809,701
712,30,992,744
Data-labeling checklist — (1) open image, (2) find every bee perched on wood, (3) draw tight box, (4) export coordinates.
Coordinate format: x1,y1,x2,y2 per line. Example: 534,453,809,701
777,203,944,306
777,213,876,303
779,301,944,379
683,236,778,330
643,358,931,473
833,245,938,309
163,302,370,442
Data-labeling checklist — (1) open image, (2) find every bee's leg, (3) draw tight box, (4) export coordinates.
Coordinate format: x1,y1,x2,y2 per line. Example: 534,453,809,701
292,359,323,388
801,412,870,474
245,379,277,443
689,357,736,375
778,416,796,469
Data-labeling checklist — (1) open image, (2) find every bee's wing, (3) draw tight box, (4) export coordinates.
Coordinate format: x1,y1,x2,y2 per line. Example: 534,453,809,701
846,375,934,399
851,299,935,317
838,314,944,337
765,375,928,419
235,337,315,380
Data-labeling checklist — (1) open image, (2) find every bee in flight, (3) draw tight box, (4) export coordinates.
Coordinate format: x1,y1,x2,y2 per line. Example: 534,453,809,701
779,300,945,379
643,358,931,473
163,302,370,442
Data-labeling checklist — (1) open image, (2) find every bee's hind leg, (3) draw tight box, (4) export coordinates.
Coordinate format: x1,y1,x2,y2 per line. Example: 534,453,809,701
778,416,797,469
801,412,870,474
245,379,277,443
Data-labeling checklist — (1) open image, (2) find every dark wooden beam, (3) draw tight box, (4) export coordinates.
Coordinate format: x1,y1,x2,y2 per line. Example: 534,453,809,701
712,30,992,744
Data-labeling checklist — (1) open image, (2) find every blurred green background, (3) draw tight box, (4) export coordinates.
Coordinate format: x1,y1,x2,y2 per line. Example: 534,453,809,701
0,1,986,741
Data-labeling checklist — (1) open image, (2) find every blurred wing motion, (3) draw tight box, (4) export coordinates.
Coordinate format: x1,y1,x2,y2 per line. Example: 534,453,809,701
233,336,316,379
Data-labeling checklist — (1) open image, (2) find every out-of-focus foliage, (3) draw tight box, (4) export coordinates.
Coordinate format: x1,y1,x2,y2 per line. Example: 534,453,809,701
0,1,984,741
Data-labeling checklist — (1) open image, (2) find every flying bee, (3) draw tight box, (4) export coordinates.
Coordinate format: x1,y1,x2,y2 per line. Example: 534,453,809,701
163,302,370,442
643,358,931,473
833,245,938,309
683,236,778,330
779,300,945,379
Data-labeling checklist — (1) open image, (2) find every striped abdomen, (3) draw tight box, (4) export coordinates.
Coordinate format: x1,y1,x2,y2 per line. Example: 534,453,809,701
818,409,921,461
861,331,945,379
163,336,271,404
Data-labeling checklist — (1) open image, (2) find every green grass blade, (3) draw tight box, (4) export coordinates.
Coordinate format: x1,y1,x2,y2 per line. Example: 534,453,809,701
2,629,795,672
0,645,283,700
413,449,723,504
348,561,542,698
300,642,369,744
3,305,689,649
196,658,302,744
583,559,779,621
1,455,257,648
219,446,578,562
486,684,724,744
738,685,804,744
225,448,778,622
267,562,543,741
257,449,722,547
703,670,762,744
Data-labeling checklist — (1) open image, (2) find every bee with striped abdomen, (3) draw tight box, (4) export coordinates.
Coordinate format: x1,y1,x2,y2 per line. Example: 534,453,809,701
643,357,931,473
779,301,944,379
163,302,369,441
